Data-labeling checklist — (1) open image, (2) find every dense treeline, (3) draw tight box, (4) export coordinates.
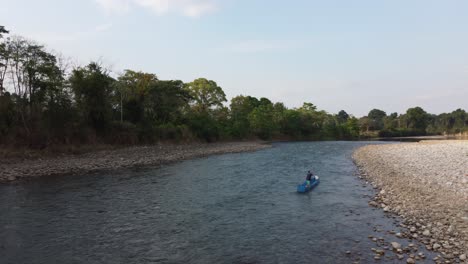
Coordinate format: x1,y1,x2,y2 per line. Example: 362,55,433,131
0,26,361,146
359,107,467,137
0,26,466,147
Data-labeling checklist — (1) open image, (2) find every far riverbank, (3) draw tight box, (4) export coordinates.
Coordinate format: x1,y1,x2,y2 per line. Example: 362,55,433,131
0,142,270,183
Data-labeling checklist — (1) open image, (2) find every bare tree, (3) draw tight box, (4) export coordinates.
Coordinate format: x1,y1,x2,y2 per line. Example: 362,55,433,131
0,25,9,95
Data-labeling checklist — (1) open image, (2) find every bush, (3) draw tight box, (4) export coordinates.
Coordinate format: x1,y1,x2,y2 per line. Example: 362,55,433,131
107,121,139,144
378,129,427,138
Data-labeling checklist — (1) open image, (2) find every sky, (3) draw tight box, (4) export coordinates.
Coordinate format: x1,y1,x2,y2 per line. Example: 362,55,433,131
1,0,468,116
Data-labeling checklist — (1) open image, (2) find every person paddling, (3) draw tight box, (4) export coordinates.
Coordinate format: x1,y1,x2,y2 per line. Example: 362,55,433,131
306,170,314,186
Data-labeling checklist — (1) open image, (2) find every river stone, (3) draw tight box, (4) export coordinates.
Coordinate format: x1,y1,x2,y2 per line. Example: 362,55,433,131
460,254,466,261
410,227,417,232
433,243,441,250
423,230,431,236
375,249,385,255
406,257,415,264
391,242,402,250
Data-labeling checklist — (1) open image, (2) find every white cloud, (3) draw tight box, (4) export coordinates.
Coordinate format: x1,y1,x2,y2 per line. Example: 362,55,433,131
95,0,131,14
183,2,217,18
134,0,169,14
95,0,217,17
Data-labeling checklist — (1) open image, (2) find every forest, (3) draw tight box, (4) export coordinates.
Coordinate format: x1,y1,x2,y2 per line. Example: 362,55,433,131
0,26,466,148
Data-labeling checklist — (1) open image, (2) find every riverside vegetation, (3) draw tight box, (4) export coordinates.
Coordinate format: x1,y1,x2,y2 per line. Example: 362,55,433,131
0,25,467,151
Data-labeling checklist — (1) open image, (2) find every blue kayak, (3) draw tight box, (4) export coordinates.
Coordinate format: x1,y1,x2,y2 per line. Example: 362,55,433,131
297,176,320,193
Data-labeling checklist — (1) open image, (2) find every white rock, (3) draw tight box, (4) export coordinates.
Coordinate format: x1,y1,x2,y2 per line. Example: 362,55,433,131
391,242,402,250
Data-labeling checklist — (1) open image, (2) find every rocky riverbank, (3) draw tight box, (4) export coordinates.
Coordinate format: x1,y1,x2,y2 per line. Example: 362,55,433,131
353,140,468,263
0,142,270,183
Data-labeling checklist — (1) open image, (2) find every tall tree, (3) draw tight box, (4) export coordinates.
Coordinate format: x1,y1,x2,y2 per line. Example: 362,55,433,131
248,103,278,139
0,25,9,95
406,106,429,132
117,70,158,124
368,108,387,130
229,95,260,138
144,80,190,124
185,78,226,113
337,110,349,124
5,37,64,137
383,112,399,130
70,62,115,133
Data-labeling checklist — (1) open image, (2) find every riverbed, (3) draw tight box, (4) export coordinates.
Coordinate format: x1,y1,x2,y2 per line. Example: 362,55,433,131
0,142,436,263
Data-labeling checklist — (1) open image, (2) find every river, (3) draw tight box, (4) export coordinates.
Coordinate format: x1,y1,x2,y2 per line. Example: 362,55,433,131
0,141,435,263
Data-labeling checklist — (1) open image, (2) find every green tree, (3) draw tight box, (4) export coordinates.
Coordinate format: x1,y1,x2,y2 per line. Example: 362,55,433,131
116,70,158,124
70,62,115,133
337,110,349,124
185,78,226,113
406,106,429,132
345,117,360,138
5,36,65,141
248,103,278,139
383,112,399,130
368,109,387,130
144,80,190,124
229,95,260,138
359,117,370,132
298,102,321,137
184,78,227,141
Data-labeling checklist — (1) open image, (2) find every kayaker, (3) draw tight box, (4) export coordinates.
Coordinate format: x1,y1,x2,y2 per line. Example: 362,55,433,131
306,171,314,186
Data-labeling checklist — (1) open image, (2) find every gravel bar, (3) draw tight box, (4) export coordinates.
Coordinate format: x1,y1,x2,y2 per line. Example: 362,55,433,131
353,140,468,263
0,142,270,183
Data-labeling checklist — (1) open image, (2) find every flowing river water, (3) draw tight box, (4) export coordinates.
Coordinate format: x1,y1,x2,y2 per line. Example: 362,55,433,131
0,142,436,263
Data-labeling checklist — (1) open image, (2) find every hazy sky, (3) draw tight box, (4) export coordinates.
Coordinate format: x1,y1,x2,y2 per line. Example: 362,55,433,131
1,0,468,116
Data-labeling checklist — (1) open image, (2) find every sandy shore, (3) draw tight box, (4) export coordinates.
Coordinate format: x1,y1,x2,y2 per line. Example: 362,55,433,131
354,140,468,263
0,142,270,183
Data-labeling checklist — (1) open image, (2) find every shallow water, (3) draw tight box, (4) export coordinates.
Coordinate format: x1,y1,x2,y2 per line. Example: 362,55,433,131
0,142,435,263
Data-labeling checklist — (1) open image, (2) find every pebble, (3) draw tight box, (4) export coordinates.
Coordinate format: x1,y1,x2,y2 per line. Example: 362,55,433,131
391,242,402,250
353,141,468,261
